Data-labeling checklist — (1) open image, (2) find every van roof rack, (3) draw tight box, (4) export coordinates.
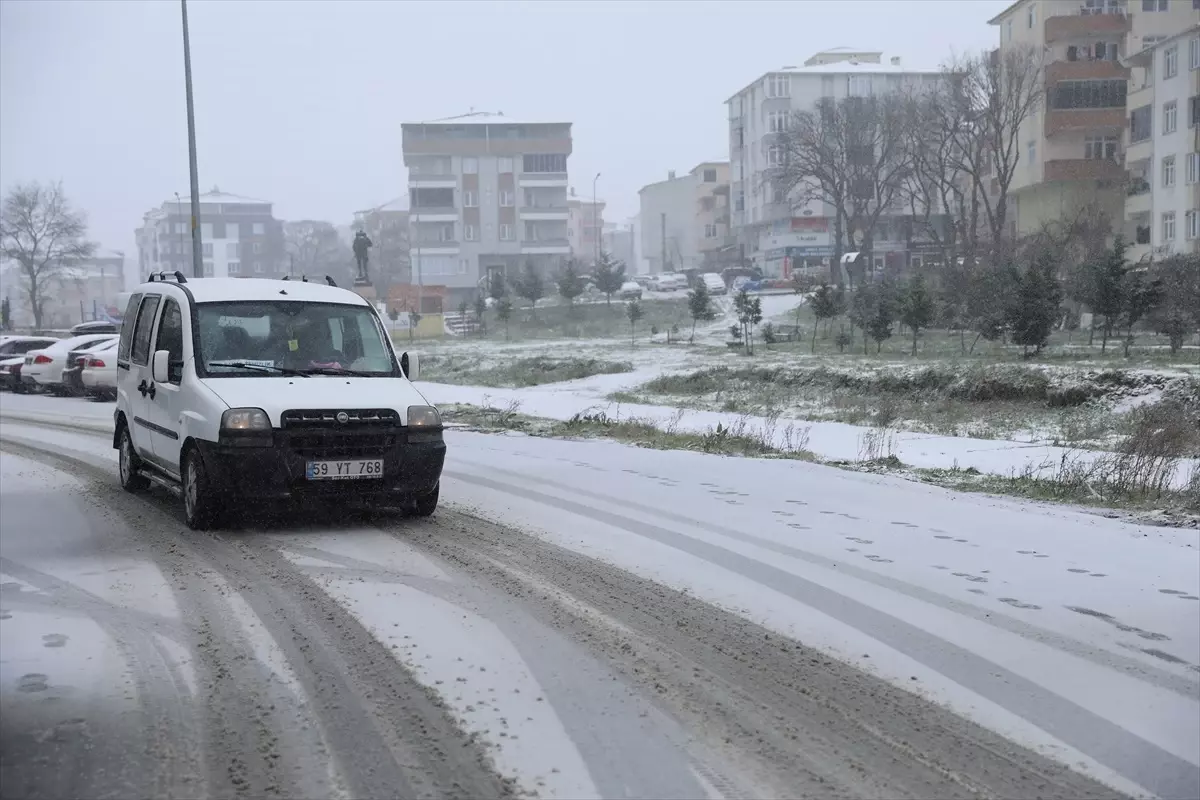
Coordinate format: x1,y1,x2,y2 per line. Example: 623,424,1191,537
146,270,188,284
325,275,337,287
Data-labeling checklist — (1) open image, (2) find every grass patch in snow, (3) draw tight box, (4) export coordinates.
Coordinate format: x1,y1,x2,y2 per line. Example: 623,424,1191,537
420,355,633,388
479,298,693,341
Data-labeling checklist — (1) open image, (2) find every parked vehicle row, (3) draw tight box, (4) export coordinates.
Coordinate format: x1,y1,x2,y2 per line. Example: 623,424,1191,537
0,333,120,398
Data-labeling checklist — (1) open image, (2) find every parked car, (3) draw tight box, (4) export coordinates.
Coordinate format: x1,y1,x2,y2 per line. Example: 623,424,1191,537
81,340,119,400
23,334,118,395
0,336,60,391
71,320,120,336
701,272,727,296
618,281,643,301
114,274,444,530
655,273,689,292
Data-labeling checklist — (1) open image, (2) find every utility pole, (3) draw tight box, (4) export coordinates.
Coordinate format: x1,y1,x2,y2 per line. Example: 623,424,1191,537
592,172,601,266
660,213,667,274
181,0,203,278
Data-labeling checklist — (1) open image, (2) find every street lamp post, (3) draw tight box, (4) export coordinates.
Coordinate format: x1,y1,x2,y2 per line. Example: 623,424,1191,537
180,0,203,277
592,172,601,267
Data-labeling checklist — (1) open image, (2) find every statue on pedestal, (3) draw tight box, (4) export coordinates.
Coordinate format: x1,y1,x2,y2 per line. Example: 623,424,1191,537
352,230,373,284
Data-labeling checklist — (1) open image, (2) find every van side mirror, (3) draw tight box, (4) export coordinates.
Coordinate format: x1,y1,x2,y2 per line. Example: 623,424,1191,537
152,349,170,383
401,351,420,381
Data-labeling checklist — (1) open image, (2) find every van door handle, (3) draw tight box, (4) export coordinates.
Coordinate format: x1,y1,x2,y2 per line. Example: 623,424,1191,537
147,382,156,400
137,379,156,399
137,380,148,396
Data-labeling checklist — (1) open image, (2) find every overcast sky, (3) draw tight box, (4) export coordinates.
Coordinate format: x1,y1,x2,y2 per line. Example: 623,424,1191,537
1,0,1007,256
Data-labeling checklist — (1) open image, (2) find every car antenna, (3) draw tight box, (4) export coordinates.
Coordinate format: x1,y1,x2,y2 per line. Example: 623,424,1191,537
325,275,337,287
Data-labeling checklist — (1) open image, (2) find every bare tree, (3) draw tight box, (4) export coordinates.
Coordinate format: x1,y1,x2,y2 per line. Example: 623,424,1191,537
774,92,912,287
941,46,1043,256
0,181,95,329
284,220,345,280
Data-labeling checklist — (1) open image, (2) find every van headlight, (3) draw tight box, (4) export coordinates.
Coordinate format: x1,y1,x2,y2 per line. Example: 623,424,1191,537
407,405,441,428
221,408,271,430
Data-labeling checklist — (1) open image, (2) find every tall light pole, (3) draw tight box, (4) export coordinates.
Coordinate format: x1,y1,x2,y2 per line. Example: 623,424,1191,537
174,192,184,265
591,172,601,266
181,0,203,277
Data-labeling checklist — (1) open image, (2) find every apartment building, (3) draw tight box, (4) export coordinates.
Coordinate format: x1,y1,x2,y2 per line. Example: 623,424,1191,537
1125,24,1200,260
134,188,285,281
566,192,606,264
726,49,939,277
989,0,1198,240
601,221,637,271
400,112,572,306
638,161,732,274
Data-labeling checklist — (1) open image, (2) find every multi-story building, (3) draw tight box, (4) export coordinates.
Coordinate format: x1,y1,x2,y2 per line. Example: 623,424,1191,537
1125,24,1200,261
134,188,285,281
726,49,940,277
989,0,1197,240
400,112,572,306
601,221,637,271
566,192,606,264
638,161,732,274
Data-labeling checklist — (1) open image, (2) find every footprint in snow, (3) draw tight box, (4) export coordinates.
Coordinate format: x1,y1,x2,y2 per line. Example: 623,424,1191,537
952,572,988,583
772,510,795,517
846,537,874,544
42,634,68,648
933,535,954,540
819,510,837,516
864,554,894,563
846,547,860,553
931,565,949,570
841,514,861,520
787,523,812,530
785,500,808,505
1068,568,1090,574
967,588,987,595
890,521,918,528
998,597,1041,610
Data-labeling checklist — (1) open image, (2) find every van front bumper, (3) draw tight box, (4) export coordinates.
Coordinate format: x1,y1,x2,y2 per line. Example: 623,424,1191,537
194,427,445,506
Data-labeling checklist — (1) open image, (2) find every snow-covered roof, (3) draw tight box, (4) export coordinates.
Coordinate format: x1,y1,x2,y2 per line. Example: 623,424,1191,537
359,196,409,214
163,188,271,207
726,56,939,102
141,276,371,306
404,111,569,126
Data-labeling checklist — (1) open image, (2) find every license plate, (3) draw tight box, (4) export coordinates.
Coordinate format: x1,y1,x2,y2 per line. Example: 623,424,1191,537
305,459,384,480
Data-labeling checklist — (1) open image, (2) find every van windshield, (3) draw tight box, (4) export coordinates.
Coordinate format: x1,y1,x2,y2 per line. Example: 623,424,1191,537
195,301,398,378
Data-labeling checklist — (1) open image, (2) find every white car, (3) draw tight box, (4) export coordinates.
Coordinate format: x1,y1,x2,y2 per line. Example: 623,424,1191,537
618,281,643,300
114,273,444,530
701,273,727,295
24,334,118,394
0,336,60,391
653,273,689,292
81,340,119,399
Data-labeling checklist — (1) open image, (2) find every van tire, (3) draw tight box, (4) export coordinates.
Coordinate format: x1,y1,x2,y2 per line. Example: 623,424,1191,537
118,426,150,492
411,483,439,517
182,448,220,530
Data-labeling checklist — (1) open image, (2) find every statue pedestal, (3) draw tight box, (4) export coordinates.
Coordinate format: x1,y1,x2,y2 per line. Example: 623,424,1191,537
353,283,378,303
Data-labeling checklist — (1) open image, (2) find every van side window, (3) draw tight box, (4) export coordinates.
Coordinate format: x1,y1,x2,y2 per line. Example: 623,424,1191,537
117,292,143,363
154,299,185,383
130,295,162,366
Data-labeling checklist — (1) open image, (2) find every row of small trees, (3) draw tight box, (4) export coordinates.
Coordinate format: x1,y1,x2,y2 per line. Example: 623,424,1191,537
794,246,1200,358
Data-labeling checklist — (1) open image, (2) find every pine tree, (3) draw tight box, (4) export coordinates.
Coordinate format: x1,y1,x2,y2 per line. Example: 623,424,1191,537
473,294,487,337
687,281,715,343
514,261,545,318
1006,255,1063,355
626,299,644,345
496,297,513,341
897,273,935,356
593,251,626,306
556,259,585,312
1085,236,1131,353
809,282,839,353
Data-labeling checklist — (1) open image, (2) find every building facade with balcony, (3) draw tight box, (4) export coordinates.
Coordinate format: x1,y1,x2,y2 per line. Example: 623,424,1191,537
134,188,285,281
1124,24,1200,262
400,112,573,305
638,162,731,274
989,0,1198,239
566,193,606,265
725,49,939,277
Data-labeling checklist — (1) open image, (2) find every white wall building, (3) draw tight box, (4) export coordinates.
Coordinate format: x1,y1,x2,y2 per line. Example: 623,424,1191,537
638,162,730,274
1124,24,1200,262
726,48,939,277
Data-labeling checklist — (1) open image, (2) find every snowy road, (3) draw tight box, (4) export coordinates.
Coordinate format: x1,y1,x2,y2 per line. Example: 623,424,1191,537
1,395,1197,799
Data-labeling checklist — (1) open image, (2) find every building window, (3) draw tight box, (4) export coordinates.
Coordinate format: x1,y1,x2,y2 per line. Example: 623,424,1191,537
253,222,265,235
499,223,514,241
1163,155,1176,187
767,111,789,133
1191,37,1200,70
202,242,213,257
1190,95,1199,127
227,242,240,258
464,224,477,241
1164,45,1178,79
1164,100,1178,133
1027,3,1035,28
1130,105,1153,141
1006,19,1013,42
522,153,567,173
766,74,790,98
848,74,873,97
704,224,718,238
254,261,263,273
1049,79,1126,109
437,223,455,242
1084,135,1118,160
462,157,479,174
252,241,263,254
1187,210,1199,240
463,190,478,207
203,261,213,276
229,261,241,275
227,223,238,238
1027,139,1036,164
1187,152,1199,184
499,189,514,207
1142,0,1167,9
767,145,784,166
498,156,513,173
1162,211,1176,241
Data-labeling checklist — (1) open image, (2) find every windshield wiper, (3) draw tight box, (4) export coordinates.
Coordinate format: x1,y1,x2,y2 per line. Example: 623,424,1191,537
208,361,310,377
298,366,376,377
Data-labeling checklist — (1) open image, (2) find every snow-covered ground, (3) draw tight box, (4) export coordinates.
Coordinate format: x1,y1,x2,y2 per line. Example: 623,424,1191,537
1,393,1198,798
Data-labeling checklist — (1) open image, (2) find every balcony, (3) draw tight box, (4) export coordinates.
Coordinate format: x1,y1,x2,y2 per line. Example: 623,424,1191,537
1045,59,1129,84
520,238,570,255
409,206,458,222
1125,137,1153,167
518,206,568,221
1044,107,1125,137
517,172,568,187
1044,11,1130,45
1125,176,1152,216
402,132,572,158
1044,158,1124,182
408,174,457,189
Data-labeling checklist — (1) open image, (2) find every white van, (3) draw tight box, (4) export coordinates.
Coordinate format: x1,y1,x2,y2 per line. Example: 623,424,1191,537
113,273,444,529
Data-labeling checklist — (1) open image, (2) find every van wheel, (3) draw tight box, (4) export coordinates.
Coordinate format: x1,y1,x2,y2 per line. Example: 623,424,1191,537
182,449,220,530
118,426,150,492
411,483,439,517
